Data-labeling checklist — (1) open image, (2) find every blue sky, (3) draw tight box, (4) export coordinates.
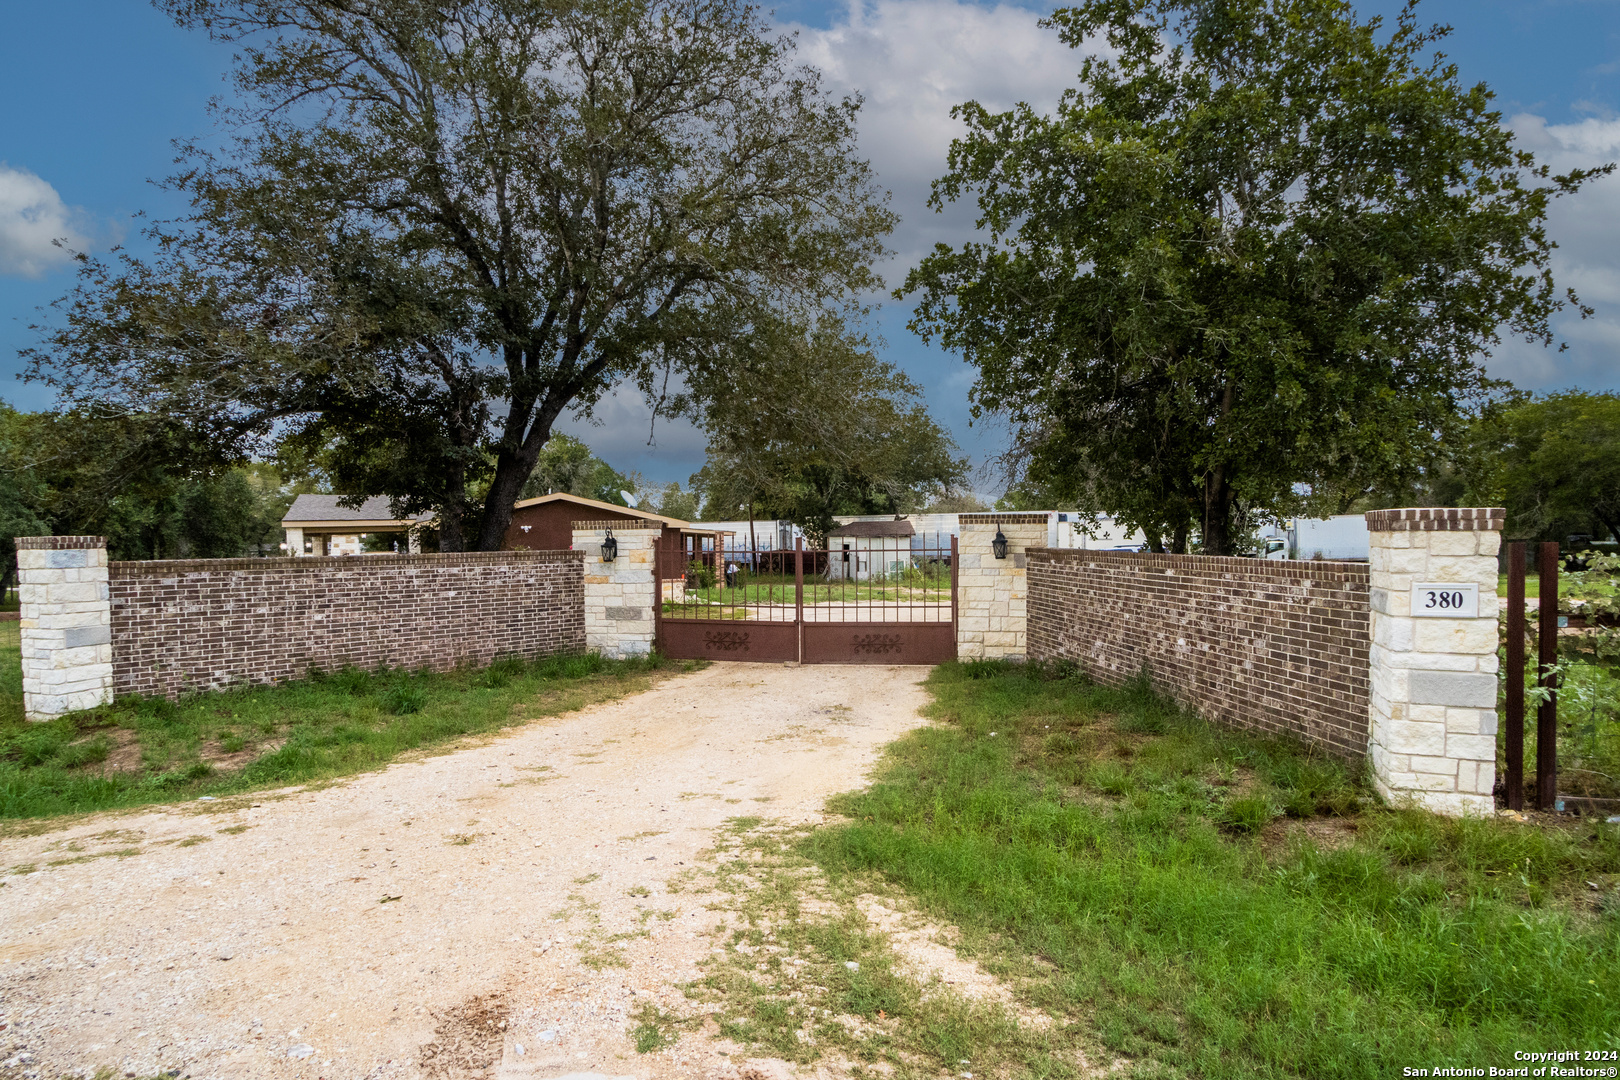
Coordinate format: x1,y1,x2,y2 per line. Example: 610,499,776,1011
3,0,1618,488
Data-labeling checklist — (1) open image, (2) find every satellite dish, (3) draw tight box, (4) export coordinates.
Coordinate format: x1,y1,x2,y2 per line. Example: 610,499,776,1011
621,490,639,508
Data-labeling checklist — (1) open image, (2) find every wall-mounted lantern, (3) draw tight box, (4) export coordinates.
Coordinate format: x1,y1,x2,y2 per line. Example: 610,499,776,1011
991,527,1009,560
601,528,619,563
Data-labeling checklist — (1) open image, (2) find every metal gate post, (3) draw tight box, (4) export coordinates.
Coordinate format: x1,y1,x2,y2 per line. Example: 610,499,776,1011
1535,540,1560,809
795,537,805,663
653,536,664,657
950,533,959,657
1504,541,1526,810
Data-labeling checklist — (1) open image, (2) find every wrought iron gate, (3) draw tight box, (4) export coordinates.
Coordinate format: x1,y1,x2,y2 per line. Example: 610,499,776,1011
655,536,957,664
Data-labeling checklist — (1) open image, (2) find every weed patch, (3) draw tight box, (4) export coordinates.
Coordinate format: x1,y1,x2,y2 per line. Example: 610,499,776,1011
798,660,1620,1079
672,818,1103,1077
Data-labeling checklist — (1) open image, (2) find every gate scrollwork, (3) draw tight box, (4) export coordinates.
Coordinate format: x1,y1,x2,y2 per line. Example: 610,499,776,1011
851,633,903,655
703,630,752,653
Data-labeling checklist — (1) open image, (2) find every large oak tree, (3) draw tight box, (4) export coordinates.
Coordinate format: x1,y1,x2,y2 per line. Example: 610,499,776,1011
30,0,893,549
905,0,1607,554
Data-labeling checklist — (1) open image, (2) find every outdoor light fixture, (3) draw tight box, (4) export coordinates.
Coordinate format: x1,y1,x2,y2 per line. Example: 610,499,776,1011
991,528,1009,560
601,528,619,563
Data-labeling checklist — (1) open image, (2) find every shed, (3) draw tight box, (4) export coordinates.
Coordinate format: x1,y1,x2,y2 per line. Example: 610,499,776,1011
827,518,915,580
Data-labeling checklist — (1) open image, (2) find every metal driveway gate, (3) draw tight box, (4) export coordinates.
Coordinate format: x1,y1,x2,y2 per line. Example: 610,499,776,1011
655,536,957,665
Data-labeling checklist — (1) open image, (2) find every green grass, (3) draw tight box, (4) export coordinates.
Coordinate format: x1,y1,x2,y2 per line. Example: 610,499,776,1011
0,622,693,821
793,660,1620,1079
673,570,951,609
1497,572,1541,598
685,814,1095,1078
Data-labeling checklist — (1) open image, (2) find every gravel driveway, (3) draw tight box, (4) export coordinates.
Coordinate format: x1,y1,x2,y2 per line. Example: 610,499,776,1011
0,662,932,1080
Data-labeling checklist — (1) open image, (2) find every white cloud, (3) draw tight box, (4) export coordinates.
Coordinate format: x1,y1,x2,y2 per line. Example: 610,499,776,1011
562,2,1092,481
0,163,91,278
789,0,1090,275
1488,115,1620,391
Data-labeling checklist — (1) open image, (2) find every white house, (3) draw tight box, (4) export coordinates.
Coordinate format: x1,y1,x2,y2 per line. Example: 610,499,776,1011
281,495,434,556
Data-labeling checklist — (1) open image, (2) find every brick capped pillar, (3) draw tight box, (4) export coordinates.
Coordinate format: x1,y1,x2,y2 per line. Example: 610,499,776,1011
571,520,661,660
1366,508,1505,816
18,536,114,721
956,513,1048,660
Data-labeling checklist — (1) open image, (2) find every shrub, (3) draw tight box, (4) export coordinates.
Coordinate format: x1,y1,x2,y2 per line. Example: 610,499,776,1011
384,684,426,715
11,727,69,766
1220,793,1277,834
1085,759,1134,796
54,736,111,768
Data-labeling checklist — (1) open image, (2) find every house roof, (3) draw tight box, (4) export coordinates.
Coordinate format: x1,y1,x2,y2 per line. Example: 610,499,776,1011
512,490,692,529
829,519,915,538
282,495,434,528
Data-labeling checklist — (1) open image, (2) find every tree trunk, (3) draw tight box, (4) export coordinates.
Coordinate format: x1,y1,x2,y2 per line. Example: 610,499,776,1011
1201,382,1237,556
474,455,530,551
1171,522,1189,555
439,489,467,553
1202,467,1234,556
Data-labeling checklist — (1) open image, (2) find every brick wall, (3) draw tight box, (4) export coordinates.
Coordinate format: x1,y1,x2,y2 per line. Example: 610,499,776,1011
109,550,584,699
1027,549,1372,757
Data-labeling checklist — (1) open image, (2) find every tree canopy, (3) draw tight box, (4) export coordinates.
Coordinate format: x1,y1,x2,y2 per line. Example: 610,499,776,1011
905,0,1607,554
518,434,640,507
0,403,295,568
28,0,893,550
685,320,967,546
1475,391,1620,543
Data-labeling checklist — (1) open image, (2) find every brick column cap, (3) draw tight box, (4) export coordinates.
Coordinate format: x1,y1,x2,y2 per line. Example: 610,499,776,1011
17,535,107,549
959,513,1048,525
1364,508,1504,532
570,520,665,531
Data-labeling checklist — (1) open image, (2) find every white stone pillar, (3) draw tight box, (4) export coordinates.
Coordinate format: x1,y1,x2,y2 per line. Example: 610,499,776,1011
956,513,1048,660
284,526,304,556
1366,508,1505,816
572,521,660,660
18,536,114,721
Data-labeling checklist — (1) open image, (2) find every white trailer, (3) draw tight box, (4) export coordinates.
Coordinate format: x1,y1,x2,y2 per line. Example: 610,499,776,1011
1288,515,1370,561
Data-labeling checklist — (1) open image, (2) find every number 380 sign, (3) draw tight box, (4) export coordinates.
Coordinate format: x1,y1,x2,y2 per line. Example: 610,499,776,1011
1410,582,1479,618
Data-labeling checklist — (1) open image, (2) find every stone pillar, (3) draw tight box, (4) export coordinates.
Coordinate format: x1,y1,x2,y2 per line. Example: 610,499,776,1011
956,513,1048,660
18,536,114,721
284,526,304,556
1365,508,1505,816
572,520,660,660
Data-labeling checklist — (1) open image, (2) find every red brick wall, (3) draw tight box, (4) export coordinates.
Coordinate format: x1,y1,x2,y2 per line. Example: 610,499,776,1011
109,550,584,699
1027,549,1371,757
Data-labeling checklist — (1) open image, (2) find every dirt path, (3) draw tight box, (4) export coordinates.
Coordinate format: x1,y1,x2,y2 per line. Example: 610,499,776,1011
0,663,933,1080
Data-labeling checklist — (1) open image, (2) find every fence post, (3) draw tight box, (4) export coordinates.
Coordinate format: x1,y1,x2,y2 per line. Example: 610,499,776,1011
1535,541,1561,810
572,520,661,660
1365,508,1505,816
1504,541,1526,811
18,536,114,721
955,513,1046,660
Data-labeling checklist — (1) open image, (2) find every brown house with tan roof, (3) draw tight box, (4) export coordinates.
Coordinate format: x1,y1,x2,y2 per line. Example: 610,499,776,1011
503,492,726,566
